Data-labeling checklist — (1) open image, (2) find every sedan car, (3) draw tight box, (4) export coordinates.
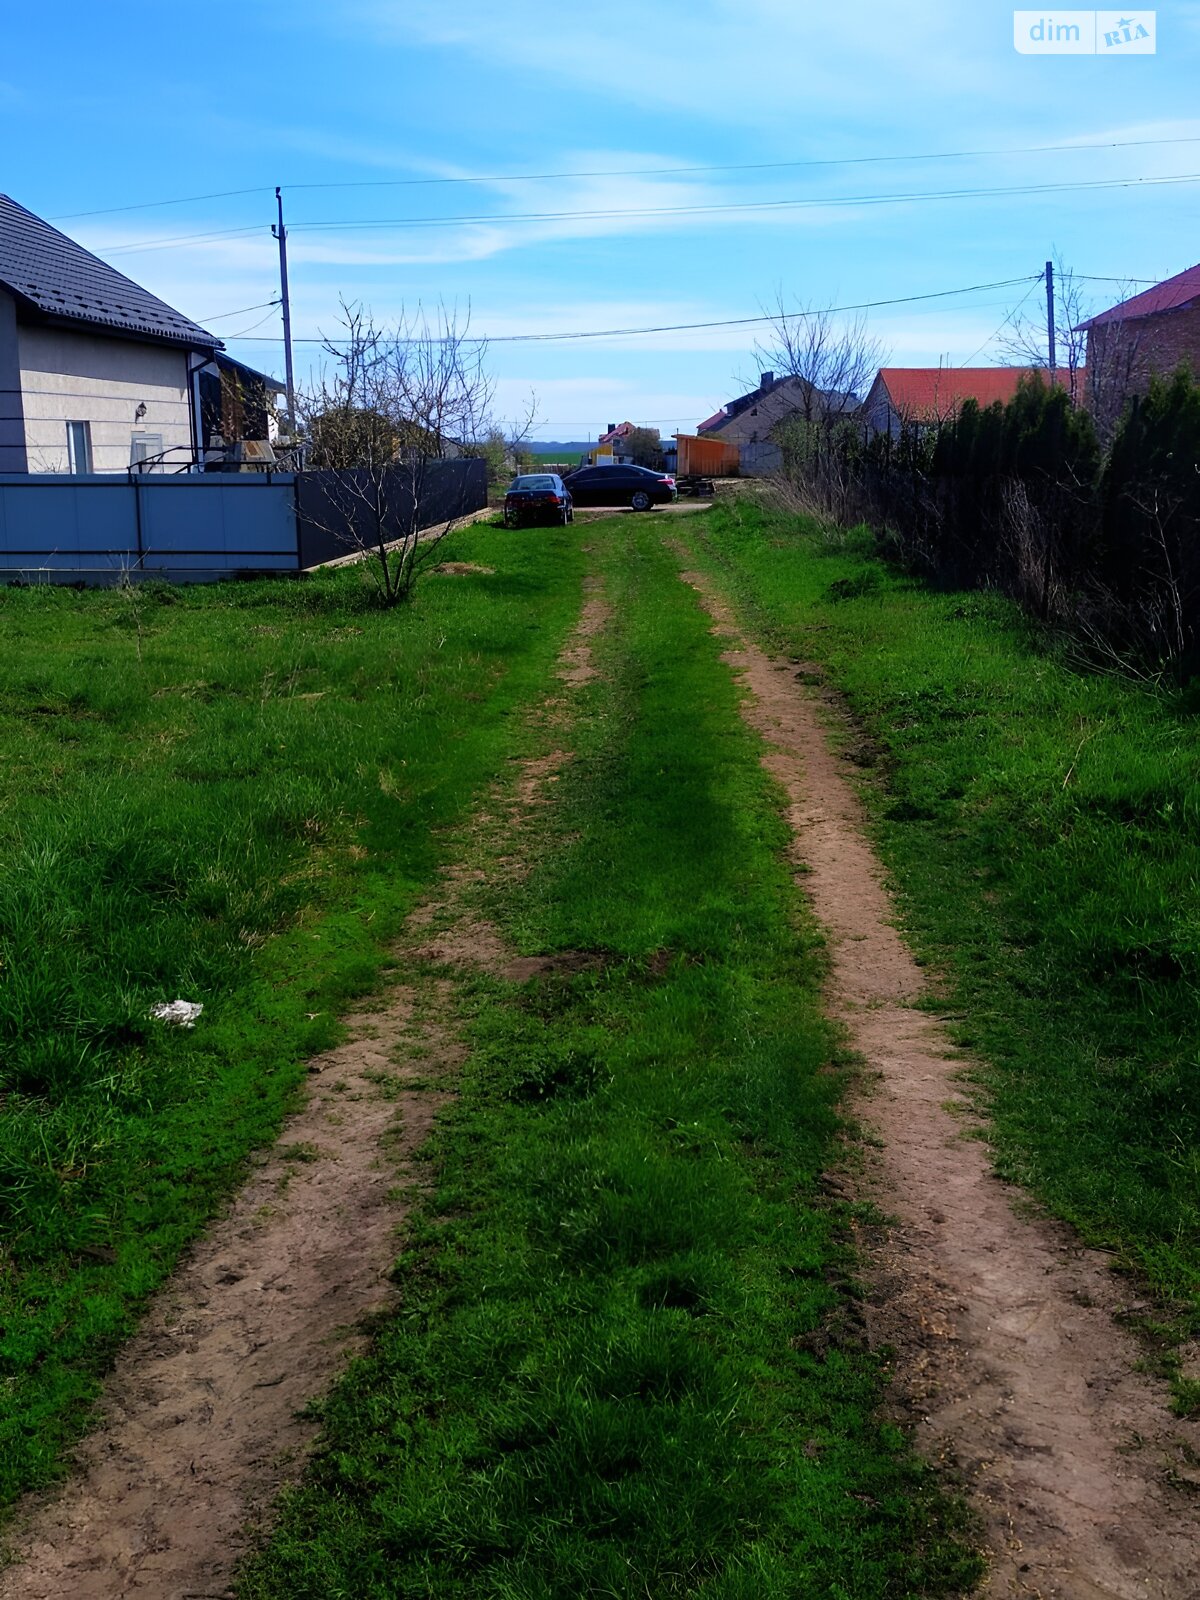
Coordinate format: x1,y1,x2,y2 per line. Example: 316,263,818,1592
562,464,677,511
503,473,574,528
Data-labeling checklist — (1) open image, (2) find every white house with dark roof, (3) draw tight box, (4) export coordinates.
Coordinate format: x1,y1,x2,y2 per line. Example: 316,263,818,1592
0,194,279,474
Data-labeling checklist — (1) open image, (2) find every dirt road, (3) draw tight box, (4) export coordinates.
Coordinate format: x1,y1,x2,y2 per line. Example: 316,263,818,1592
678,554,1200,1600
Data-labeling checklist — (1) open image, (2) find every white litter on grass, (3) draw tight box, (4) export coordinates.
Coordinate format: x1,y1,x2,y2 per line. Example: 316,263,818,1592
149,999,204,1029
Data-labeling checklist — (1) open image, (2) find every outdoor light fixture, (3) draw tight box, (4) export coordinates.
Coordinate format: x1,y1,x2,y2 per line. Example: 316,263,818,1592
134,402,147,421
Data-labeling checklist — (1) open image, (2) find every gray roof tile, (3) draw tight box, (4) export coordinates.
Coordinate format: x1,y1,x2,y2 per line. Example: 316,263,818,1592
0,193,220,349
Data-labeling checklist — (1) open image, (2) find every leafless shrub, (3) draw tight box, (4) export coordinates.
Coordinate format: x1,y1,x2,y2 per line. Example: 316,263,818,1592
296,300,495,605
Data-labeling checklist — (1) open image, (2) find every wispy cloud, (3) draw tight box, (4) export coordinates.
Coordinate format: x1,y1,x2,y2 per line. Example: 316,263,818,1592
346,0,994,123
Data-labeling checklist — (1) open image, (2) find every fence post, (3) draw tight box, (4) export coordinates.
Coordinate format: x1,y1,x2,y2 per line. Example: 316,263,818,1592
130,468,145,569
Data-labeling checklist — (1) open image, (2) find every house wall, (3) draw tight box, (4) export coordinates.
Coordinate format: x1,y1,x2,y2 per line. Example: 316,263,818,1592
861,376,899,439
708,378,814,448
17,325,196,473
0,290,27,471
1086,306,1200,420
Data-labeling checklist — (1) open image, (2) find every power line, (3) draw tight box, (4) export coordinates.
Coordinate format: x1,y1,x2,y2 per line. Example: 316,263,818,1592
197,297,281,322
222,307,283,340
285,173,1200,233
279,134,1200,189
50,187,268,223
46,131,1200,222
217,276,1042,347
102,223,266,257
95,171,1200,257
958,275,1047,367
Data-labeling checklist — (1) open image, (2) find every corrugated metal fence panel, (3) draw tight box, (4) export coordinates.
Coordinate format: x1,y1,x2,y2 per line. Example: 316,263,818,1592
0,474,299,581
296,459,488,568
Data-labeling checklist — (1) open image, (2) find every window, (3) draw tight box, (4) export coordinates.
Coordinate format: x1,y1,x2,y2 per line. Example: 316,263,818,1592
130,432,165,471
66,421,92,474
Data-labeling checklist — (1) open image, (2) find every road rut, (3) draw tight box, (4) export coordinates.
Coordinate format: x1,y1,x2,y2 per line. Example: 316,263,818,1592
678,556,1199,1600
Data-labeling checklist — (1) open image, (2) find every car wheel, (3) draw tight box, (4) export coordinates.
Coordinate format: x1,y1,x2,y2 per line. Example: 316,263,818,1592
631,491,651,511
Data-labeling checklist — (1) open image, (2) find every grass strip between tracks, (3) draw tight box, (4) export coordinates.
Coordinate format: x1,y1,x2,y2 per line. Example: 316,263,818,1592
239,518,980,1599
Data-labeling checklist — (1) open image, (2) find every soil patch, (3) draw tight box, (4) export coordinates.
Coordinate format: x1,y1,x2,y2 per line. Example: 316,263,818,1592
557,576,611,686
431,561,495,576
0,993,456,1600
677,557,1200,1600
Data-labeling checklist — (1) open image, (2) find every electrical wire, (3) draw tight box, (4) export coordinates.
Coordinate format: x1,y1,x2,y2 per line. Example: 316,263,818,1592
220,307,282,340
47,130,1200,222
94,171,1200,257
958,275,1048,367
216,276,1041,346
196,298,281,323
50,187,268,223
286,173,1200,234
100,224,268,256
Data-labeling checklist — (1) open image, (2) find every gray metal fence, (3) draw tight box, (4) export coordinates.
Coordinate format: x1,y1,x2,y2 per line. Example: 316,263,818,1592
0,458,489,583
0,473,299,581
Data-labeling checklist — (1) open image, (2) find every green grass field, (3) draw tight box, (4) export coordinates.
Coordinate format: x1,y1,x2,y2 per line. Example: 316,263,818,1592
0,530,584,1508
687,499,1200,1407
237,519,980,1598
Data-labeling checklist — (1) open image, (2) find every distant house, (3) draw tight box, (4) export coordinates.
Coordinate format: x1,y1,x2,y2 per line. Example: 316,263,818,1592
0,194,281,474
698,371,857,450
861,366,1080,439
590,421,636,465
1077,263,1200,422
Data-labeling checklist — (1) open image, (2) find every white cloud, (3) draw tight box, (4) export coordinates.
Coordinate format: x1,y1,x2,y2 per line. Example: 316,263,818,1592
347,0,994,123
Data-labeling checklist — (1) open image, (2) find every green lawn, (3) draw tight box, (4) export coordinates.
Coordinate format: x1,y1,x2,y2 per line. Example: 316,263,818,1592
686,499,1200,1407
0,529,584,1508
238,519,980,1599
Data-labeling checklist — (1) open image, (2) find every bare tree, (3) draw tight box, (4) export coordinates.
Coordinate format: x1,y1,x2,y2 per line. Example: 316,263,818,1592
503,389,542,475
297,300,495,604
1000,254,1141,442
755,292,886,422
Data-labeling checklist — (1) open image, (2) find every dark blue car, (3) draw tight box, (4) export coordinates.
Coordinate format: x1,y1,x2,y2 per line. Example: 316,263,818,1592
503,473,573,528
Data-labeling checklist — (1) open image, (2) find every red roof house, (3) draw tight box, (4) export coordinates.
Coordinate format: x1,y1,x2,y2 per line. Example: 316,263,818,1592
863,366,1080,437
1076,264,1200,427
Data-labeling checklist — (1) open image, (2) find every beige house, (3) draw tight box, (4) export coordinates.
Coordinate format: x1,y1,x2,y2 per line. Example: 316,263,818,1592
0,193,222,474
697,371,857,451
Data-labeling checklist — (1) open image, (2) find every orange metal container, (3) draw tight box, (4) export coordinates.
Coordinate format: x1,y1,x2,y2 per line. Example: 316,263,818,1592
673,433,740,477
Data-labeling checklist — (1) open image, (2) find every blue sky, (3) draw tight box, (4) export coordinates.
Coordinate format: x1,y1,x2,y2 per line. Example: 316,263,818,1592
3,1,1200,439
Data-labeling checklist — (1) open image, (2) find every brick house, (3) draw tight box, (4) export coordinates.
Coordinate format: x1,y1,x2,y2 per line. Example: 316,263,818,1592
1077,263,1200,429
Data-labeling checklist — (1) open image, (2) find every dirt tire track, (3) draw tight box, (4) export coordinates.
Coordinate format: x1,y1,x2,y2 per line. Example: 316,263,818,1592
0,569,609,1600
0,994,455,1600
676,556,1200,1600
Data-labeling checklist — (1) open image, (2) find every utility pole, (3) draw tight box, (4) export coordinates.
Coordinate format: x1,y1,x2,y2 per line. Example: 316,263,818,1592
273,187,296,433
1045,259,1057,380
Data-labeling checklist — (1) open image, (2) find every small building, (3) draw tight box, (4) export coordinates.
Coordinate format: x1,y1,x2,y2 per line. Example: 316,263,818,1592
674,432,740,478
0,193,280,474
1077,263,1200,423
861,366,1080,439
